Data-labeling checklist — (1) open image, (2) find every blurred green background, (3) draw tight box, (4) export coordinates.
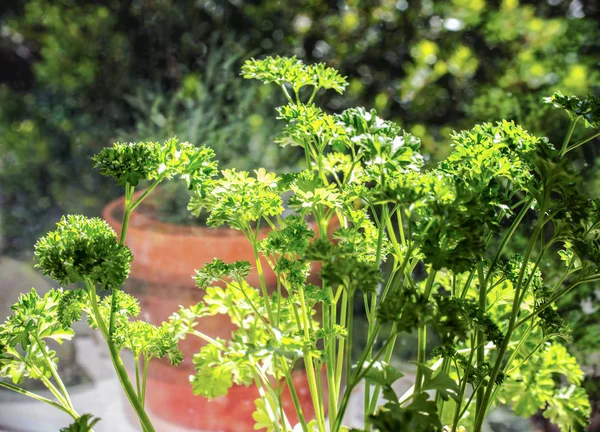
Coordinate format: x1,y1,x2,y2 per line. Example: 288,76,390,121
0,0,599,426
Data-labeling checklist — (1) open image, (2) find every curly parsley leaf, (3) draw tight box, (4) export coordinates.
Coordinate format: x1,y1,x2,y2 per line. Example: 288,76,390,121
34,215,132,290
93,137,217,188
59,414,101,432
370,393,441,432
242,56,347,94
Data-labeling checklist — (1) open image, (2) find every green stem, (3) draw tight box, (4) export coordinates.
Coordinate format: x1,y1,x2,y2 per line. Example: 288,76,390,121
297,284,326,432
335,289,348,393
565,129,600,154
0,380,78,419
414,270,437,393
515,275,600,328
323,296,337,431
484,196,533,287
475,262,486,419
129,175,166,212
86,280,156,432
32,333,74,411
135,357,142,398
333,335,394,432
307,85,320,105
435,357,451,413
252,244,275,324
282,364,309,432
367,323,398,415
451,336,476,431
141,356,150,408
472,221,543,432
559,117,579,157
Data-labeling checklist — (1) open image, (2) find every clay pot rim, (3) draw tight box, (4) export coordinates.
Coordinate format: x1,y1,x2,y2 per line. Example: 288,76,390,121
102,189,268,238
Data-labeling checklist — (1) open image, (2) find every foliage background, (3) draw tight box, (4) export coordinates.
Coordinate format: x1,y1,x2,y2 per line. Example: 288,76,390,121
0,0,599,423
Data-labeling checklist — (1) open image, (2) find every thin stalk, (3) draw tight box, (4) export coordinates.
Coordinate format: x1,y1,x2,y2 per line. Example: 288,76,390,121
367,323,398,415
414,270,437,393
323,297,337,430
252,245,275,324
363,204,388,419
515,275,600,328
565,129,600,154
559,117,579,157
0,381,77,419
307,85,320,105
282,364,309,432
335,290,348,392
435,357,451,413
129,175,167,212
141,356,150,408
345,291,355,388
86,280,156,432
451,336,477,431
135,357,142,398
32,333,74,411
485,196,534,288
9,349,73,414
297,283,326,432
475,262,486,420
473,221,543,432
333,335,394,432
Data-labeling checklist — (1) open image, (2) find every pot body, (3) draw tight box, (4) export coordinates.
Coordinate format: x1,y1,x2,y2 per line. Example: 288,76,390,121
103,193,324,431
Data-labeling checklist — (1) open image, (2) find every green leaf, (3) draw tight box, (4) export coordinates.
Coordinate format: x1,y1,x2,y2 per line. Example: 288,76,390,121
59,414,101,432
415,362,460,402
498,342,590,428
194,258,251,289
543,385,591,432
544,91,600,128
370,393,441,432
362,361,404,388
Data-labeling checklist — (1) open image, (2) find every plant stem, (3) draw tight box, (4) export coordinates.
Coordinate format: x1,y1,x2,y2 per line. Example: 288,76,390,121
31,333,75,411
472,221,543,432
129,175,166,212
414,269,437,393
515,275,600,328
484,196,533,287
282,364,309,432
141,355,150,408
252,244,275,324
86,280,156,432
559,117,579,157
297,283,326,432
475,262,486,419
565,129,600,154
335,289,348,393
367,323,398,415
0,380,78,419
451,336,477,431
135,357,142,398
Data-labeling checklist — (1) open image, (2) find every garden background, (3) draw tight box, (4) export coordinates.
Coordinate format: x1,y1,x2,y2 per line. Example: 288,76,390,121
0,0,599,430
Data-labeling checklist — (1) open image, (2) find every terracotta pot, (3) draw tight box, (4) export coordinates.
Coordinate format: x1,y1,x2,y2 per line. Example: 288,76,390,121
103,191,329,431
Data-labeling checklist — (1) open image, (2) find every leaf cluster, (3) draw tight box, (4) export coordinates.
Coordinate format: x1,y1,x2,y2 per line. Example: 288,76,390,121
188,168,283,230
0,289,73,384
498,343,590,432
544,91,600,128
93,137,218,188
242,56,347,95
60,415,101,432
34,215,132,290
